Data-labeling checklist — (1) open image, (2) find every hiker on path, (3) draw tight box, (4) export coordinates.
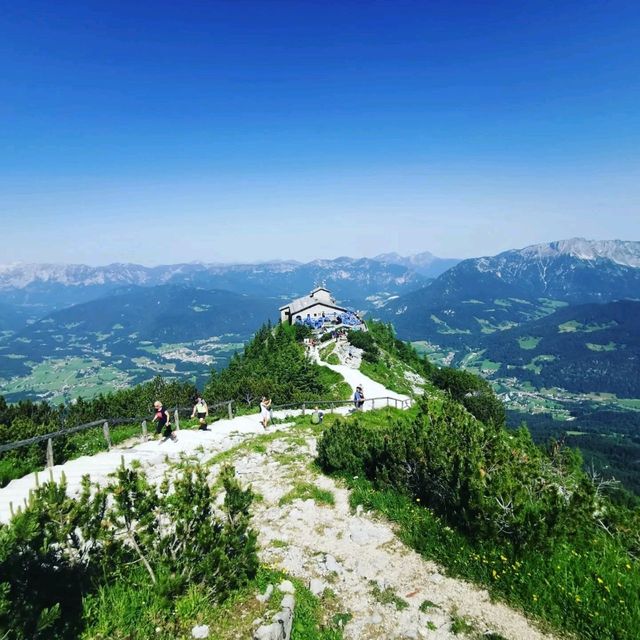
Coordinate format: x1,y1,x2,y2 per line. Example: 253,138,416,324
191,396,209,431
152,401,177,442
353,385,365,411
311,406,324,425
260,396,272,429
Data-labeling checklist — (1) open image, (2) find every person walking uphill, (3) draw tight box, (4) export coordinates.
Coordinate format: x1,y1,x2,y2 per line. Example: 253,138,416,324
153,400,177,442
353,385,365,411
191,396,209,431
260,396,272,430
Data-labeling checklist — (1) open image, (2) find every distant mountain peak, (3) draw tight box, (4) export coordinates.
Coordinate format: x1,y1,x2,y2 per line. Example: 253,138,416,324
374,251,436,266
517,238,640,268
372,251,460,278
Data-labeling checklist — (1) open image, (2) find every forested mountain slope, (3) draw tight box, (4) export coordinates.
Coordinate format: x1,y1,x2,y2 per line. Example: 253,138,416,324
482,299,640,397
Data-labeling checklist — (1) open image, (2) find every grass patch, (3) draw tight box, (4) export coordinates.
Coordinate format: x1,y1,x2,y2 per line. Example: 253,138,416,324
360,358,414,396
419,599,440,613
319,343,336,361
81,566,344,640
271,539,289,549
369,581,409,610
586,342,617,352
279,481,335,507
517,336,541,350
450,611,476,635
316,365,353,400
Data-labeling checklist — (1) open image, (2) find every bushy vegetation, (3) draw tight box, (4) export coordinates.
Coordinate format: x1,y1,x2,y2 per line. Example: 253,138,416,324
346,329,379,363
317,403,640,639
508,407,640,501
430,366,506,427
205,322,350,405
319,399,584,547
0,461,257,640
364,321,433,374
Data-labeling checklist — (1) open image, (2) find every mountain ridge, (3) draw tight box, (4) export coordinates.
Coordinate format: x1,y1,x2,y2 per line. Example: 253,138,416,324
380,238,640,344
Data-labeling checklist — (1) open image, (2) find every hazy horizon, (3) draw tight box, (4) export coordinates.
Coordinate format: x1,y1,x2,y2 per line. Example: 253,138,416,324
2,1,639,265
2,235,640,269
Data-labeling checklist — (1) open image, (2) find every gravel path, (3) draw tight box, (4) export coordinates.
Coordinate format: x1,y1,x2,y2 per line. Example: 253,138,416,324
227,434,556,640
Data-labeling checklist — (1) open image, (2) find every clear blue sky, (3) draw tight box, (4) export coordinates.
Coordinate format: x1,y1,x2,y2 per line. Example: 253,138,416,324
1,0,639,265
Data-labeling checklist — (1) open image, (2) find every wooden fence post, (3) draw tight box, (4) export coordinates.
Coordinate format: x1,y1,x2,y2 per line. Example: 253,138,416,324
330,402,334,414
103,421,111,450
141,420,148,441
371,398,375,410
395,398,398,409
386,397,389,407
46,438,54,468
228,401,233,420
174,409,180,431
302,403,306,416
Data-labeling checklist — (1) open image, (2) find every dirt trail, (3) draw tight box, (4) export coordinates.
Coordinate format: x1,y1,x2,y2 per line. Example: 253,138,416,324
222,433,556,640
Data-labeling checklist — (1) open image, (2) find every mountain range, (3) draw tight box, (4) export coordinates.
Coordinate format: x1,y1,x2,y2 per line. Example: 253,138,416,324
1,239,639,407
380,238,640,345
371,251,460,277
0,254,453,318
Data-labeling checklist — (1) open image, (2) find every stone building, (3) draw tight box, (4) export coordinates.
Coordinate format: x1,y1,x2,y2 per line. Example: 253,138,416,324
279,286,348,325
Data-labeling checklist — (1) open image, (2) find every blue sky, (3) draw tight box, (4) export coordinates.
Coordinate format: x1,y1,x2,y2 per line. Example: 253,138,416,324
1,0,639,264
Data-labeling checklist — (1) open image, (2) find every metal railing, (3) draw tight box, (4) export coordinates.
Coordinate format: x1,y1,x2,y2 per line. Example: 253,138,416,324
0,396,411,468
272,396,412,414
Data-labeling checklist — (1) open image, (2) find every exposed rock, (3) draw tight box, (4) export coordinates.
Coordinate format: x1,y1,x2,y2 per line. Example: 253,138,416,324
191,624,210,638
349,519,394,545
253,622,282,640
324,553,344,574
254,594,295,640
256,584,274,603
278,579,295,594
309,578,326,596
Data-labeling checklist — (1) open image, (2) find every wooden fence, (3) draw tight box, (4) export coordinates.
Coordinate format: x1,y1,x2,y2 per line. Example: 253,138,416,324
0,396,410,468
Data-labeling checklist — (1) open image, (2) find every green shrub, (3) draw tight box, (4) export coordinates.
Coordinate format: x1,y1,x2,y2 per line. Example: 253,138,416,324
0,462,257,640
318,396,589,549
430,366,505,427
346,330,375,351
